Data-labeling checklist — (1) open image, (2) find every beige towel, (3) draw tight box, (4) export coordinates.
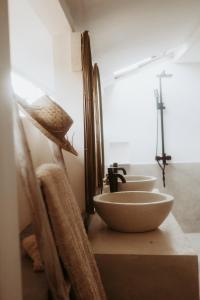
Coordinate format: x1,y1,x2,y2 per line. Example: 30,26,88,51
22,234,44,272
36,164,106,300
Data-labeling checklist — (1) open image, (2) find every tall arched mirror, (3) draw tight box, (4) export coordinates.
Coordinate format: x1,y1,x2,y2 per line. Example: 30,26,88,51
93,63,105,194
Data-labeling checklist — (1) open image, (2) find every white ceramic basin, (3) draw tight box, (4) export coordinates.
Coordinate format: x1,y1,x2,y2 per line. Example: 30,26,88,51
94,191,174,233
119,175,157,191
103,175,157,192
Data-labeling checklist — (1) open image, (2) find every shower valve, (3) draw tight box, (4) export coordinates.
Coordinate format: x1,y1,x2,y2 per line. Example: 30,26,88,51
155,154,172,166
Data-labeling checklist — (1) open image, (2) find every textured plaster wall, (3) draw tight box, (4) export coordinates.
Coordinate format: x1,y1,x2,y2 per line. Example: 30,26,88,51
103,61,200,165
9,0,84,231
9,0,55,93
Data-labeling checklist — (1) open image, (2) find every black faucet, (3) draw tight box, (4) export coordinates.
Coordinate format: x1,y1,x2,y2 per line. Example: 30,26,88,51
112,162,127,175
107,167,126,192
112,167,127,175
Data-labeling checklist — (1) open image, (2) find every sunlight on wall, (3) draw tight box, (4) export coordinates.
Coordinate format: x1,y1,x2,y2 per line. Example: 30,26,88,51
11,71,45,103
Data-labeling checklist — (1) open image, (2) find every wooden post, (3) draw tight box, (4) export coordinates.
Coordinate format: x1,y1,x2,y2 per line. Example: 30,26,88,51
14,103,70,300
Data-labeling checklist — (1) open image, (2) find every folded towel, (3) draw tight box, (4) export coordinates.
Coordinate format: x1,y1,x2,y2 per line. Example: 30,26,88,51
36,164,106,300
22,234,44,272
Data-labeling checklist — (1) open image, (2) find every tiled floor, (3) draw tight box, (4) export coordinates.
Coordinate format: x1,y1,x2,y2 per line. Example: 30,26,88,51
186,234,200,253
129,163,200,233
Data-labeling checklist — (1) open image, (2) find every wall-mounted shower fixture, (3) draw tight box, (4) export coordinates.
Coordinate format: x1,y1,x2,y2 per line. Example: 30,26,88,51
155,70,172,187
157,70,173,79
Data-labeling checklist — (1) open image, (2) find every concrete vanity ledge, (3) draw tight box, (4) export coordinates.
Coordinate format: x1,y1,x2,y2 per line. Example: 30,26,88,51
88,213,199,300
88,213,194,256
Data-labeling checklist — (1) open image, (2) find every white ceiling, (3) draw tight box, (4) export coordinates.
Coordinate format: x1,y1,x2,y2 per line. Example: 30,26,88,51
64,0,200,81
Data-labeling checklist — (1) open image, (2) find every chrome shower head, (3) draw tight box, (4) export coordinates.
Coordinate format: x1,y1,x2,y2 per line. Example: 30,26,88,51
157,70,173,78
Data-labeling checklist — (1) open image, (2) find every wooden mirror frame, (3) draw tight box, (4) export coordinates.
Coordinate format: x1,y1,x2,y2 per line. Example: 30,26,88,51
81,32,105,216
81,31,96,214
93,63,105,194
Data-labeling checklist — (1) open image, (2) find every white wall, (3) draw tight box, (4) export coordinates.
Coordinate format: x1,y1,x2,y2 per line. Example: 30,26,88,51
103,60,200,165
0,1,22,299
52,33,85,212
9,0,85,230
9,0,55,94
26,32,85,216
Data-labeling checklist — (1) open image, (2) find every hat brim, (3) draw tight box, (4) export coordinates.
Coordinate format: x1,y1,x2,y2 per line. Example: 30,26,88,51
18,101,78,156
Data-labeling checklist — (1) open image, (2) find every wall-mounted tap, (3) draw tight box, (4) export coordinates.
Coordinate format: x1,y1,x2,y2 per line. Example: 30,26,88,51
107,167,126,192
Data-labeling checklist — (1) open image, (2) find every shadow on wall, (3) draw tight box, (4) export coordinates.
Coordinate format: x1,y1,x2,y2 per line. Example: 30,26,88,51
17,117,85,231
129,163,200,233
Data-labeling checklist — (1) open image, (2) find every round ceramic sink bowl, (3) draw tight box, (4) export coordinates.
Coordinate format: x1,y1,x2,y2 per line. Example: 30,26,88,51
119,175,157,191
94,191,174,233
103,175,157,193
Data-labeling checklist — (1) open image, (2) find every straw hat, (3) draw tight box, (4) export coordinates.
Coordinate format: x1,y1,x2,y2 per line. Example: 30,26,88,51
17,95,78,156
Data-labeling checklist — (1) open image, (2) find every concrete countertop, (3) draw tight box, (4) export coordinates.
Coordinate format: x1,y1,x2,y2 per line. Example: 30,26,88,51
88,213,195,256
